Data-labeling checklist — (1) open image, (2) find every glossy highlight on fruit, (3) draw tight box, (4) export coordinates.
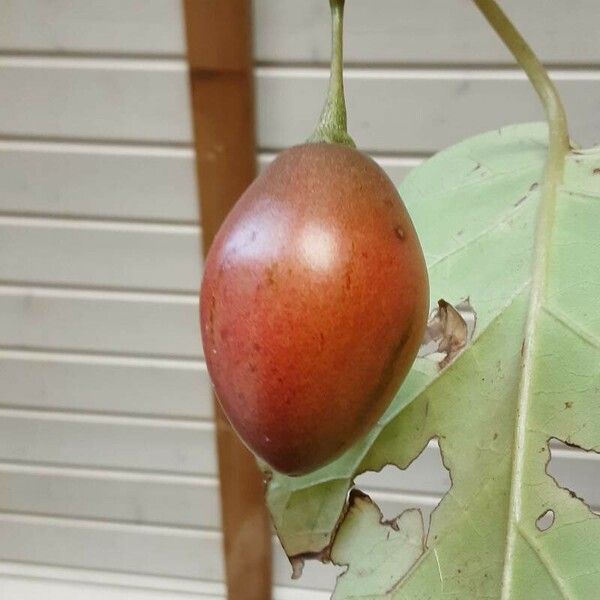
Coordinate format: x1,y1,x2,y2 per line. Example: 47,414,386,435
200,143,429,475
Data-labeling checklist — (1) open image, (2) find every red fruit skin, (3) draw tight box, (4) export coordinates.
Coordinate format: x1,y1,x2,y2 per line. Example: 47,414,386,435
200,143,429,475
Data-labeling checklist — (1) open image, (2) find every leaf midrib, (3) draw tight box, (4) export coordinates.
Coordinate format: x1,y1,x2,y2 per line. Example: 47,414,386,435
500,146,569,597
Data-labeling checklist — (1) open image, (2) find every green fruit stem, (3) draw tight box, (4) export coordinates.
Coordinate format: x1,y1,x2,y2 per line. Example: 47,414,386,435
472,0,570,180
471,3,571,599
308,0,356,147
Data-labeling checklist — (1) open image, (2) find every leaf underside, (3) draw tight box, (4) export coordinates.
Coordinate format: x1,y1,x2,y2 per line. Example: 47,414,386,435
265,123,600,599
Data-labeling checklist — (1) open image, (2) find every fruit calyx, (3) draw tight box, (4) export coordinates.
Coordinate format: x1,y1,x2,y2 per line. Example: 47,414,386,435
307,0,356,148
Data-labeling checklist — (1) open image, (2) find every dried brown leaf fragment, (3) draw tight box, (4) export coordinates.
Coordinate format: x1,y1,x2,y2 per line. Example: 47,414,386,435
419,298,477,369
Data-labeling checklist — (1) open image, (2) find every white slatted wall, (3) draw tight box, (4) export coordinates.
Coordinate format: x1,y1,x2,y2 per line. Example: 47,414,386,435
1,1,599,598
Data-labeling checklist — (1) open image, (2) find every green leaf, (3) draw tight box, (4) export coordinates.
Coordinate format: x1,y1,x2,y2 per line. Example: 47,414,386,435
265,122,600,598
330,492,424,599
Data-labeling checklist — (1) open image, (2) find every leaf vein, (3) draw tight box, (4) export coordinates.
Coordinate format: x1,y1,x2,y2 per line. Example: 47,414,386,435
517,524,573,599
542,305,600,350
427,199,533,271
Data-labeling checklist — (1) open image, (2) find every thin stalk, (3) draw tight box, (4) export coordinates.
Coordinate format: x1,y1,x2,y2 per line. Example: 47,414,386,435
308,0,355,147
471,2,571,599
472,0,570,180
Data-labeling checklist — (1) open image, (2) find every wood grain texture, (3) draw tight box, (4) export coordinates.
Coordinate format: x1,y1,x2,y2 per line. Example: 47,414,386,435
182,2,272,598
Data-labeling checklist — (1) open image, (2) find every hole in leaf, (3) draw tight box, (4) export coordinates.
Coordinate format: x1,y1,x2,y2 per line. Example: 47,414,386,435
283,548,343,590
547,439,600,514
536,509,555,532
282,442,449,592
355,439,451,532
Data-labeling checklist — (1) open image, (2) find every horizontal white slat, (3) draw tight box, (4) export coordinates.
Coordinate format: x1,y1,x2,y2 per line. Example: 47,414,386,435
2,0,599,66
0,143,415,222
0,580,328,600
358,439,600,508
0,57,191,143
0,514,224,582
0,142,198,222
257,67,600,153
0,465,220,529
0,217,201,292
0,155,423,290
0,410,216,475
254,0,600,66
0,462,438,531
0,562,331,600
0,0,185,56
0,465,219,529
367,491,439,527
0,515,339,590
3,452,599,590
548,443,600,513
1,424,597,520
0,442,595,585
0,563,220,599
4,460,595,533
0,350,212,418
356,441,450,497
0,286,200,358
2,61,599,151
0,577,218,600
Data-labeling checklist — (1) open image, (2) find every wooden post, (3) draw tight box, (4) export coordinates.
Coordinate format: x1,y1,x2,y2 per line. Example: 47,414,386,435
182,2,273,599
